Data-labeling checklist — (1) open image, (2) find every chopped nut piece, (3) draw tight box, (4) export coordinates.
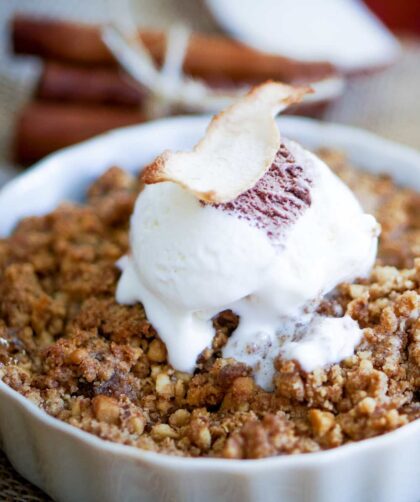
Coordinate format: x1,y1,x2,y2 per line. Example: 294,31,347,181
357,397,377,415
189,418,212,451
92,396,120,425
156,373,174,398
128,416,145,435
309,409,336,436
151,424,178,440
169,409,191,428
147,339,167,363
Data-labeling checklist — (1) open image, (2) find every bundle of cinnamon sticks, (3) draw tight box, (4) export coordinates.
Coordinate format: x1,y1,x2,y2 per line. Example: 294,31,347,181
12,15,335,165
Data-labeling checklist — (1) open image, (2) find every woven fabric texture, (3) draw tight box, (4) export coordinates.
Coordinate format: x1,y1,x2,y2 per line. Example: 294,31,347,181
0,451,51,501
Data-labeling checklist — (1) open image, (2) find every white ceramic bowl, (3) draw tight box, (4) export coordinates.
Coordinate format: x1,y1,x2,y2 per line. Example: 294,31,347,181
0,116,419,502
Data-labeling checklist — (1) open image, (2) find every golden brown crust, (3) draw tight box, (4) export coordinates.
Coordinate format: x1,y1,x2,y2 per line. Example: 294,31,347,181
141,151,170,185
0,155,419,459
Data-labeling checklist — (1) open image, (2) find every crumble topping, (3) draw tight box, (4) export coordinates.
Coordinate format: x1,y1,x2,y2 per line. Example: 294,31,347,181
0,153,419,459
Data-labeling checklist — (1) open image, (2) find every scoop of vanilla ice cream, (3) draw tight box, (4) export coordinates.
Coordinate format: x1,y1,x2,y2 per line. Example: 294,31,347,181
117,138,379,388
117,180,277,371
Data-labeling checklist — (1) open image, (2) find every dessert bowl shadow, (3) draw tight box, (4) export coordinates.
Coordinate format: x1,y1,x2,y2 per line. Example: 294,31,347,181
0,115,419,502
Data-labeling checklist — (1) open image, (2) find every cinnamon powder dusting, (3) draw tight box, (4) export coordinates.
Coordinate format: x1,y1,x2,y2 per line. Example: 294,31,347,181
210,144,312,243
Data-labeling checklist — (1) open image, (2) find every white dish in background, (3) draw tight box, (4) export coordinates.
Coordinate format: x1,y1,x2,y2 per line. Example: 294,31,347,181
205,0,399,74
0,116,419,502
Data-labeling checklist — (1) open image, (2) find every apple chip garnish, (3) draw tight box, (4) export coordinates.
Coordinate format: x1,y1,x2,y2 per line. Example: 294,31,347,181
141,82,311,203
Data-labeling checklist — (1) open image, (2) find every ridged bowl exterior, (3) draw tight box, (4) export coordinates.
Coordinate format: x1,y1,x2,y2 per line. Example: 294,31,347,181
0,116,419,502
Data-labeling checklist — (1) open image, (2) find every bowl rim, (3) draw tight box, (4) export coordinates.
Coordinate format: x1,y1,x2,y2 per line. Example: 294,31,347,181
0,114,419,472
2,115,420,228
1,377,420,472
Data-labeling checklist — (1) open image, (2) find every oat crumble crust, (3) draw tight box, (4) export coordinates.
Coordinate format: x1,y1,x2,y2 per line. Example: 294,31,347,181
0,151,419,459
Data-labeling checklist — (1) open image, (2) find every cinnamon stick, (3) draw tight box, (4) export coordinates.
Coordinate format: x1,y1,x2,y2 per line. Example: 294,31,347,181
14,101,146,165
12,15,335,83
14,98,328,166
37,61,145,106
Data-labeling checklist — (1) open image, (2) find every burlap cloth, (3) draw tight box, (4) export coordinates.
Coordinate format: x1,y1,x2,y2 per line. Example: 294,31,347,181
0,1,419,500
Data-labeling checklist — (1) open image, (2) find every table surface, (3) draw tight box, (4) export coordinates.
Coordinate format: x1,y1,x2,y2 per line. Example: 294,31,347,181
0,1,419,500
0,452,51,501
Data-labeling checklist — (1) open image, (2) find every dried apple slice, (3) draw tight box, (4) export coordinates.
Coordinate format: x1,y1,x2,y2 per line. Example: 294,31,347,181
141,82,311,203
